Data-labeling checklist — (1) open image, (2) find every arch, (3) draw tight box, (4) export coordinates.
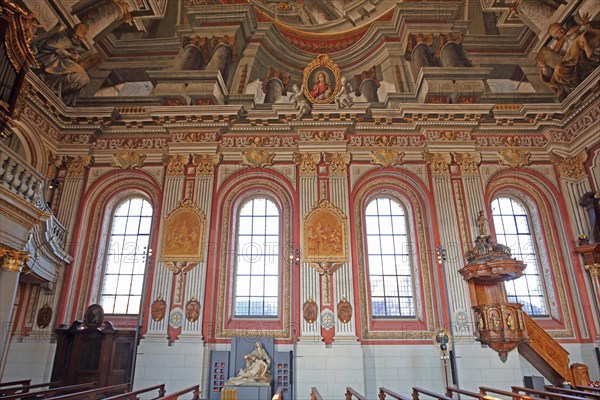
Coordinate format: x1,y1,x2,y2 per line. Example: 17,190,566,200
10,120,50,173
65,169,161,321
351,169,439,340
209,169,295,339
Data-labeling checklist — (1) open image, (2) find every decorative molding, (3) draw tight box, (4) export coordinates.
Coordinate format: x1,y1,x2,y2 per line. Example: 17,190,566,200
172,132,219,143
192,153,222,176
498,149,532,168
0,244,30,272
163,154,189,176
93,137,168,150
241,149,275,168
453,152,481,175
298,130,345,142
65,156,93,178
423,152,452,175
323,152,351,176
293,152,320,176
550,150,588,180
370,149,405,167
426,130,472,141
111,151,146,170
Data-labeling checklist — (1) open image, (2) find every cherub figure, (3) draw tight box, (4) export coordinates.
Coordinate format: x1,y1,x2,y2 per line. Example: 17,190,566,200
334,76,354,110
290,83,311,119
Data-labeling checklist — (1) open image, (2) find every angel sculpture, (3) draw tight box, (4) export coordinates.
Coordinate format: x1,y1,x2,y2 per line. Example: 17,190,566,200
335,77,354,110
290,84,311,119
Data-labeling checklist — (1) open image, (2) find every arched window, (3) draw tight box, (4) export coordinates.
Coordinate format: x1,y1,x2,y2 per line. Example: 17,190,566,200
365,197,415,317
100,197,153,314
234,198,280,317
491,197,548,316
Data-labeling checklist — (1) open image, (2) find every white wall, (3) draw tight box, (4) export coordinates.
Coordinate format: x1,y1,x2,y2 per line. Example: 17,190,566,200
3,336,56,383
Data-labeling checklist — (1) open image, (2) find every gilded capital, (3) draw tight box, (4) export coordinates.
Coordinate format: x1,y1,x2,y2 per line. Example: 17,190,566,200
423,152,452,175
323,152,351,176
585,263,600,278
293,152,320,176
0,245,30,272
192,153,222,176
65,155,93,178
163,154,190,176
453,152,481,175
551,150,588,180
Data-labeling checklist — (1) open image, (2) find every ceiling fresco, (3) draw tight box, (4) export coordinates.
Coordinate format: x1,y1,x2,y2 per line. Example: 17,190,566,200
13,0,600,107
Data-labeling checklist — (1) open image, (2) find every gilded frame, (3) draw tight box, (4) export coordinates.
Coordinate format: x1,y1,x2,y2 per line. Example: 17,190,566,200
303,54,342,104
159,198,206,262
302,200,348,263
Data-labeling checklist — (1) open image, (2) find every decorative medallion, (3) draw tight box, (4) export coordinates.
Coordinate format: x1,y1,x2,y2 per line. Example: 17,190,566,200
151,297,167,322
159,198,206,262
320,309,335,330
169,307,183,329
498,149,532,168
36,304,52,329
302,200,348,263
337,298,352,323
303,298,318,324
84,304,104,328
303,54,342,104
370,149,405,167
185,298,201,322
111,151,146,169
241,149,275,168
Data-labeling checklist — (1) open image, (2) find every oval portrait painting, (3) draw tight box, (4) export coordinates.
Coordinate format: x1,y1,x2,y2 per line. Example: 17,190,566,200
303,54,341,104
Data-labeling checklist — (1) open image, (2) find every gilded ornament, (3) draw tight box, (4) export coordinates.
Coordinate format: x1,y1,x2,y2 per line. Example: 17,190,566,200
423,152,452,175
370,149,405,167
303,200,348,263
65,156,93,178
293,152,320,176
477,313,485,331
163,154,189,176
151,297,167,322
303,298,318,324
36,304,52,329
498,149,532,168
323,152,351,176
111,151,146,170
185,298,201,322
550,151,588,180
506,313,515,330
0,245,30,272
337,298,353,323
453,152,481,175
159,198,206,262
241,149,275,168
303,54,342,104
192,153,222,176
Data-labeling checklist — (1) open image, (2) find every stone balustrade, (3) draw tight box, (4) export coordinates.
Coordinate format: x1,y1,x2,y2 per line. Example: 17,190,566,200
0,143,47,211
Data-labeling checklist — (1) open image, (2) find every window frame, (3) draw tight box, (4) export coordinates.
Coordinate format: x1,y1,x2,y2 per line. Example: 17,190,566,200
99,196,153,316
490,195,550,317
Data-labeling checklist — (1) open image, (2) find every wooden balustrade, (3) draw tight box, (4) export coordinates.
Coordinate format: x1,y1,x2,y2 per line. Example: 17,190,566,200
0,382,63,397
411,387,453,400
101,384,165,400
445,386,490,399
378,387,411,400
479,386,535,400
511,385,589,400
545,385,600,399
310,387,323,400
44,384,130,400
345,387,366,400
0,381,31,389
161,385,200,400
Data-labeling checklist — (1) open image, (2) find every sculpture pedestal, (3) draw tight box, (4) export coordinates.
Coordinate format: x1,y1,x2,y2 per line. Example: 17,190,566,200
223,383,271,400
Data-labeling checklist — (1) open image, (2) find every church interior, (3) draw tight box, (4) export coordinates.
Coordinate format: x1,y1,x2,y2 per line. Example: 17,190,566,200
1,0,600,398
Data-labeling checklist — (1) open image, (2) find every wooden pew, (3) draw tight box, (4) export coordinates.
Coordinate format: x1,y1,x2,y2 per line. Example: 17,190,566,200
378,387,411,400
545,385,600,399
310,387,323,400
576,387,600,394
345,387,366,400
44,384,130,400
1,383,95,400
0,381,31,389
160,385,200,400
1,382,62,397
412,387,453,400
272,386,284,400
101,384,165,400
511,385,587,400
